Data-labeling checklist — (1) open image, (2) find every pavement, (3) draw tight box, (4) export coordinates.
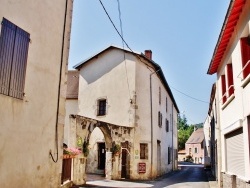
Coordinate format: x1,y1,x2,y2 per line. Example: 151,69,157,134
71,165,218,188
205,169,217,188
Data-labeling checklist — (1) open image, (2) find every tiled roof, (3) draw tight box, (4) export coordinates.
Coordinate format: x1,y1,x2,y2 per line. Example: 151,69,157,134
178,149,186,154
186,128,204,144
66,70,79,99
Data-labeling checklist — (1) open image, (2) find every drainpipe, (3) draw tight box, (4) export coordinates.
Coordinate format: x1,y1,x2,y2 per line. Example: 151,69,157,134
150,69,160,179
49,0,69,163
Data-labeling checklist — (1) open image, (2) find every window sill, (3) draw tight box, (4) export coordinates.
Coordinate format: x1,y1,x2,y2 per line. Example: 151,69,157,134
241,74,250,88
221,94,235,110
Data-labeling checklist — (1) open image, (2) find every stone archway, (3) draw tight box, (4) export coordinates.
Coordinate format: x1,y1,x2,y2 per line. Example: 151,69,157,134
68,114,133,185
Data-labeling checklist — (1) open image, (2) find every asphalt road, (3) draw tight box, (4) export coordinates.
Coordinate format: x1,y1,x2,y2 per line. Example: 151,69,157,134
73,162,212,188
151,162,210,188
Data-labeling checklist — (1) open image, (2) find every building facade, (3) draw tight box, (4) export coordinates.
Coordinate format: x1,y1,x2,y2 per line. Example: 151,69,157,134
207,0,250,187
0,1,73,187
185,128,205,164
65,45,179,182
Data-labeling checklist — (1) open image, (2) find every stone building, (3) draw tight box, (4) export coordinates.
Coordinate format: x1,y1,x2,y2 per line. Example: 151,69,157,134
0,0,73,187
65,45,179,183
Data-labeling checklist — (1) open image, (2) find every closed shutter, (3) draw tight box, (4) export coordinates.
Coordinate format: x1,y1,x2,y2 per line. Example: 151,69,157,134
225,128,244,177
0,18,16,95
227,64,234,96
9,24,30,99
221,75,226,103
240,37,250,79
0,18,30,99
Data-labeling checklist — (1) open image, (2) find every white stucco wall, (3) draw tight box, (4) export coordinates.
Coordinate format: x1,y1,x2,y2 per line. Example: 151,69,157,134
78,48,136,127
214,1,250,181
0,1,73,187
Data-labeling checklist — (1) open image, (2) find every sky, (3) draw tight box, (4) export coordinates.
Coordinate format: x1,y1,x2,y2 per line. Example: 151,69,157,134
68,0,230,125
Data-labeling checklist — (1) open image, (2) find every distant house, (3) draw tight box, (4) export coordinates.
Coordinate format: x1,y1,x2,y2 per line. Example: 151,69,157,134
0,1,73,187
65,45,179,182
185,128,205,164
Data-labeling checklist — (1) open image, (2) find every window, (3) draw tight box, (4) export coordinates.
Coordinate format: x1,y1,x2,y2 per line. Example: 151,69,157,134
226,63,234,96
168,147,171,164
158,111,162,127
0,18,30,99
189,148,191,154
166,97,168,112
240,37,250,79
166,118,169,132
98,99,106,116
140,143,148,159
221,75,226,104
194,147,198,153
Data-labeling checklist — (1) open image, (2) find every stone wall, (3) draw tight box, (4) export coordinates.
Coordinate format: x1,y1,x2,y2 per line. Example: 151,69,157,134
222,173,250,188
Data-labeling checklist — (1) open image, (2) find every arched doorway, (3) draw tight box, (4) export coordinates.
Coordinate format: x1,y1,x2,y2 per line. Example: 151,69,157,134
86,127,106,174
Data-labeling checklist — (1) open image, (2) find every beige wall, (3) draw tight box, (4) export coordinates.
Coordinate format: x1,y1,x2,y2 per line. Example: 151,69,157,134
135,59,178,177
76,47,178,179
0,0,73,187
78,48,136,127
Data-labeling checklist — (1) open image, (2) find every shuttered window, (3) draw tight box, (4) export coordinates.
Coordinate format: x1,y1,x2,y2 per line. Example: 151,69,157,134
140,143,148,160
221,75,226,104
168,147,171,164
227,64,234,96
0,18,30,99
158,112,162,127
166,118,169,132
240,37,250,79
225,128,244,177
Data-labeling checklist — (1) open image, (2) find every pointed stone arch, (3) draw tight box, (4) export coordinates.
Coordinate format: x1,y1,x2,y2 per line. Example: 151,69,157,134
68,114,134,185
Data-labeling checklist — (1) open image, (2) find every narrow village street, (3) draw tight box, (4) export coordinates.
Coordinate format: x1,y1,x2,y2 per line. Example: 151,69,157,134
76,162,215,188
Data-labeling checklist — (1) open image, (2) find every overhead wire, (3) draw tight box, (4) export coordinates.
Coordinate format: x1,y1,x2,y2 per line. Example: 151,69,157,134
116,0,131,100
98,0,153,72
99,0,208,123
170,85,209,104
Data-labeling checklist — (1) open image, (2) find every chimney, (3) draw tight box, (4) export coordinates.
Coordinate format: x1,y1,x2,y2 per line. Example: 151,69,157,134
145,50,152,60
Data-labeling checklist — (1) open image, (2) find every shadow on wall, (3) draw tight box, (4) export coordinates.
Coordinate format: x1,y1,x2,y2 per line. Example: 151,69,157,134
78,48,136,84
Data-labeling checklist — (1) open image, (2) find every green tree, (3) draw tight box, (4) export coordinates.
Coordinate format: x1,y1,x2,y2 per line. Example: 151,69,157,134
177,114,188,130
177,115,202,150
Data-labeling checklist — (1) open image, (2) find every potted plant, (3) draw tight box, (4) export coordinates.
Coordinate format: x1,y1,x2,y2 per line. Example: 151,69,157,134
63,147,81,158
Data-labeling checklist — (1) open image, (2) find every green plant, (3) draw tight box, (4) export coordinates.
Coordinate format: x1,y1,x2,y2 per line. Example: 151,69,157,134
112,143,121,154
82,140,89,157
63,147,81,156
